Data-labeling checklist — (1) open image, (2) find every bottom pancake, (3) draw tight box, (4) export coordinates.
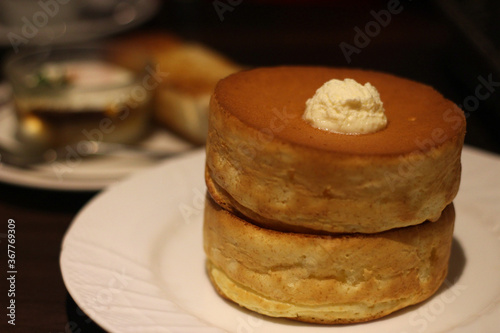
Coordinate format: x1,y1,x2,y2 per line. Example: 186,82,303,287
203,197,455,324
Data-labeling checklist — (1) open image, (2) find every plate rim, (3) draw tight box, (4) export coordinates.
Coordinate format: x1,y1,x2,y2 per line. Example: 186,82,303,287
59,146,500,332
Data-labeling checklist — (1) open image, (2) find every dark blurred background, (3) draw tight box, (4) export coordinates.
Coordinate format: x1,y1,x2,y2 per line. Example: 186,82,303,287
137,0,500,154
0,1,499,332
1,0,499,153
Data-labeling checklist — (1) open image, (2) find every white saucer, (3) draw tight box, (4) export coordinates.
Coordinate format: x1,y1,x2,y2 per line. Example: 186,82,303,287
60,146,500,332
0,101,194,191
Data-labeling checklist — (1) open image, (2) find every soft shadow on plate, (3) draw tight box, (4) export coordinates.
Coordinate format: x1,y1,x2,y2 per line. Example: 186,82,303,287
66,293,106,333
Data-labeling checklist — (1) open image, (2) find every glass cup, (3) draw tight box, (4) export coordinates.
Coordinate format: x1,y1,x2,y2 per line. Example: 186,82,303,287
4,44,154,150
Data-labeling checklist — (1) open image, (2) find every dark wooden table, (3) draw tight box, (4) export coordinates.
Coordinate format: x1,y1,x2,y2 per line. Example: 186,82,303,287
1,1,499,332
0,183,98,332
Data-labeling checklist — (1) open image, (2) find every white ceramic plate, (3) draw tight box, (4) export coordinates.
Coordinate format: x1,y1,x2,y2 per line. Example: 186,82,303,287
60,146,500,332
0,100,194,191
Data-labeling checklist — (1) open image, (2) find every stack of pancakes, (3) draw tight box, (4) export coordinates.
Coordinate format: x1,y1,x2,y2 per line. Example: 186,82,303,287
203,66,466,324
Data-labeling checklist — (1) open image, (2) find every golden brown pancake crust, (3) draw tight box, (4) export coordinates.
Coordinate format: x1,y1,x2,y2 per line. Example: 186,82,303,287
213,66,465,155
203,66,463,323
204,197,455,324
206,67,465,233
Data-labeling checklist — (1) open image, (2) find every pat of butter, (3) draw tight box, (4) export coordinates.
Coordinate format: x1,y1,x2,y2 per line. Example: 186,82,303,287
303,78,387,134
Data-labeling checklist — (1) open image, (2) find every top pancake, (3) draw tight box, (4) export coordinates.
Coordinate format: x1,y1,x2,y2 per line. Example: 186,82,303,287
213,66,465,155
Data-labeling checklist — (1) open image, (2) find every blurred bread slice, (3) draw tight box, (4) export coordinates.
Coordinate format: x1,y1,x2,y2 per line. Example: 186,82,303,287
107,31,242,144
